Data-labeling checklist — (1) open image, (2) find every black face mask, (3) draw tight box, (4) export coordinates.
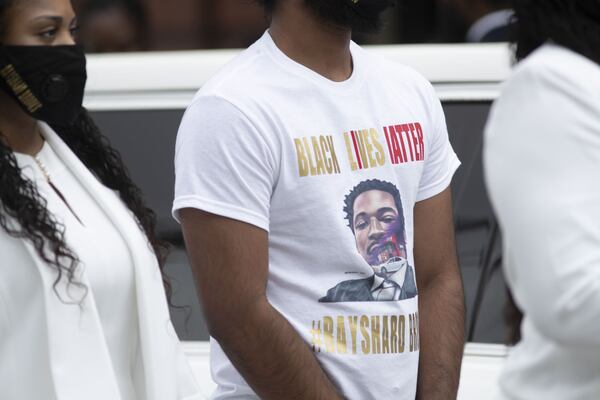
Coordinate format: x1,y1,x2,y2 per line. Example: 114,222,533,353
304,0,396,34
0,45,87,126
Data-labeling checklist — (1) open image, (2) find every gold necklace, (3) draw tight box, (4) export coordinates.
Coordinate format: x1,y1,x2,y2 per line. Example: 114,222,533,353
33,153,51,183
31,149,85,226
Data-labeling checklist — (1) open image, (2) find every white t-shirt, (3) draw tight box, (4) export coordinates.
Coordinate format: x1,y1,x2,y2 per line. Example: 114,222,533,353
173,31,460,399
13,142,139,400
484,44,600,400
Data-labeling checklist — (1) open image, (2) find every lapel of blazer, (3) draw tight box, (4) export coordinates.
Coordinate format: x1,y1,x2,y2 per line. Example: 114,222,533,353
41,123,180,400
364,275,375,301
13,126,122,400
18,239,122,400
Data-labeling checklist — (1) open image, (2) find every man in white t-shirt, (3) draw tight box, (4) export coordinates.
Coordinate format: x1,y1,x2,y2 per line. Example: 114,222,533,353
173,0,465,399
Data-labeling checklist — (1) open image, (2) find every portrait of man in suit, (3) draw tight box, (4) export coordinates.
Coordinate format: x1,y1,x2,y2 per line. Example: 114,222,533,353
320,179,418,302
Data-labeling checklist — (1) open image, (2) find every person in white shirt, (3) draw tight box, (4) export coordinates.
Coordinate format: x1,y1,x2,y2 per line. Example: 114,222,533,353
0,0,200,399
484,1,600,399
174,0,465,399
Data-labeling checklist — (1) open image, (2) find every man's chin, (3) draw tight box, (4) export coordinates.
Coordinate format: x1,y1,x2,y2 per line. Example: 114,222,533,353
304,0,396,35
348,0,397,34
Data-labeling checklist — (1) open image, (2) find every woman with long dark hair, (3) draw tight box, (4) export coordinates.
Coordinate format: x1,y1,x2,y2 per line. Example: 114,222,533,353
0,0,200,399
484,1,600,398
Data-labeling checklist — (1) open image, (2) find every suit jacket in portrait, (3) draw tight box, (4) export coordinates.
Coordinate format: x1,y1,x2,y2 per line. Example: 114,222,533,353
319,264,418,302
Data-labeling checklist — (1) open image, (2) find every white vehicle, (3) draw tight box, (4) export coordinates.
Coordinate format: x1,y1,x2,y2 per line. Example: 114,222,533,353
373,255,408,278
85,43,513,399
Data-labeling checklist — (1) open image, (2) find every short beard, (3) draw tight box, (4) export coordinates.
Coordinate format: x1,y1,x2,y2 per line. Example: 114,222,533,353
304,0,396,34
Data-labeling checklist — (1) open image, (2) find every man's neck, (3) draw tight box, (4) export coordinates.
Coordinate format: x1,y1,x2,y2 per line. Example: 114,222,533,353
269,2,353,82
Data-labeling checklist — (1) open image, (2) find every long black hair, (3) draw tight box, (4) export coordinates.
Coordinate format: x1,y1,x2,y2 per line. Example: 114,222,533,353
0,0,170,302
512,0,600,64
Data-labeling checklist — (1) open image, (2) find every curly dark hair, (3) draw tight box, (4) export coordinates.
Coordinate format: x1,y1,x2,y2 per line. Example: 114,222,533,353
512,0,600,65
343,179,405,236
0,0,170,302
0,110,171,302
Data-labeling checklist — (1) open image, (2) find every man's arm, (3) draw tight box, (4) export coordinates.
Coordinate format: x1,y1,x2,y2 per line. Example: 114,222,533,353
413,187,465,399
180,208,342,400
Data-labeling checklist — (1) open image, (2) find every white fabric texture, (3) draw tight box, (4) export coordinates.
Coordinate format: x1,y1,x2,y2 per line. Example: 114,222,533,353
174,31,460,399
484,44,600,400
13,141,139,400
0,123,202,400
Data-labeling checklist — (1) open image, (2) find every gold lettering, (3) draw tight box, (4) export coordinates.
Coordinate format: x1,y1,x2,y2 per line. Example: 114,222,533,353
371,316,381,354
398,315,405,353
390,315,398,353
327,136,341,174
323,316,335,353
370,128,386,166
0,64,11,77
410,314,415,352
382,316,390,354
311,136,326,175
309,314,418,356
362,129,377,168
1,65,20,91
302,137,317,176
2,65,28,95
8,77,28,94
18,91,42,113
1,65,42,112
336,316,347,354
348,316,358,354
414,312,420,351
320,136,333,174
355,130,369,168
310,320,323,353
294,139,309,177
343,132,358,171
360,315,370,354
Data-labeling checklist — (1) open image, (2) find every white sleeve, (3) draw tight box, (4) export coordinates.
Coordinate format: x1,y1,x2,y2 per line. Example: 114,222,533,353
485,65,600,347
416,84,461,201
172,95,278,232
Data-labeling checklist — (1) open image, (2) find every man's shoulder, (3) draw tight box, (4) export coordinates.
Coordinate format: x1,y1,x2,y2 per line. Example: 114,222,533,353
184,45,280,123
195,38,276,103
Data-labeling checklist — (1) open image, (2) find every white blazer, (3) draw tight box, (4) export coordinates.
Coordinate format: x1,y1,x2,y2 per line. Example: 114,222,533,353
0,123,202,400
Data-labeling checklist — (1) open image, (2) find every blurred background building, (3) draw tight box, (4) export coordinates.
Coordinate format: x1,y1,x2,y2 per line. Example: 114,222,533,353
72,0,513,53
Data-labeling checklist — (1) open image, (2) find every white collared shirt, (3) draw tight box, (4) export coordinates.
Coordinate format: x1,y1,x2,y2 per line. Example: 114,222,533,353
371,263,408,301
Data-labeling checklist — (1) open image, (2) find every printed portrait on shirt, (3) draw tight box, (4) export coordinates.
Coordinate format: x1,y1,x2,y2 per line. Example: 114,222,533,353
319,179,418,303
